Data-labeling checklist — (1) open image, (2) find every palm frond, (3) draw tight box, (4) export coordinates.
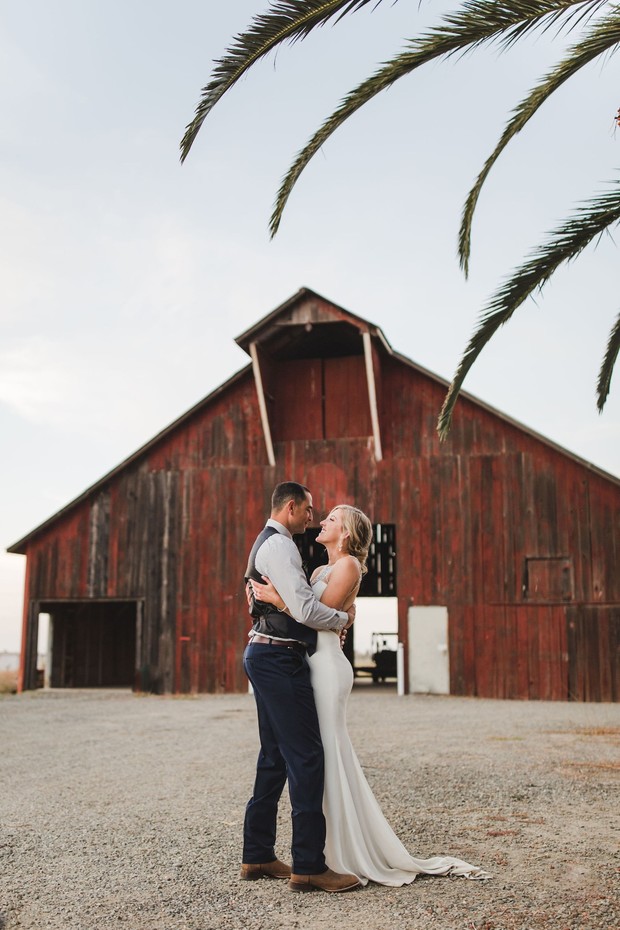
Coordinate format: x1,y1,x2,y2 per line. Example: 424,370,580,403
597,312,620,410
180,0,387,162
499,0,608,46
459,4,620,275
438,182,620,438
269,0,598,235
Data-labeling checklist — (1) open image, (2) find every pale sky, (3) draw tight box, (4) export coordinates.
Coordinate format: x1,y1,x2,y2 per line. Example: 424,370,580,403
1,1,619,652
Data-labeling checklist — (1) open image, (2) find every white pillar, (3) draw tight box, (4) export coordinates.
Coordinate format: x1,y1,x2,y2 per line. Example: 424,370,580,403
396,642,405,696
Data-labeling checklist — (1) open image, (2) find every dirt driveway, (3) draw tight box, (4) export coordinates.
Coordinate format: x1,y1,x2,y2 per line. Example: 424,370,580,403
1,687,618,930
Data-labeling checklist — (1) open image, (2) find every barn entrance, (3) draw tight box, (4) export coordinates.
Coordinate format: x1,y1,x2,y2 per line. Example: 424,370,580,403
39,600,139,688
297,523,397,681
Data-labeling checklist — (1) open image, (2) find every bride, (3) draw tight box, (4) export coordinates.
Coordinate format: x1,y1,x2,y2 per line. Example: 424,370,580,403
251,503,489,886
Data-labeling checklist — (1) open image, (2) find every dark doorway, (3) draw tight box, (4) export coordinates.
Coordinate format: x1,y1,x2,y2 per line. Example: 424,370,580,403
40,600,138,688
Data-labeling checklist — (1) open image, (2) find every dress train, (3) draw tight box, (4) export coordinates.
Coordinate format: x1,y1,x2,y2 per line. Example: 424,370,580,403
308,585,489,886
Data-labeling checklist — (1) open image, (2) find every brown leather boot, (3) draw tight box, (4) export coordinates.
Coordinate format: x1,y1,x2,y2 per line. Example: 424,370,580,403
288,867,361,893
240,859,291,880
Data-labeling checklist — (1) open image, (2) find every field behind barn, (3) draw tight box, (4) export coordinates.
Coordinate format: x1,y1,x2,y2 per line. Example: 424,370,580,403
1,688,618,930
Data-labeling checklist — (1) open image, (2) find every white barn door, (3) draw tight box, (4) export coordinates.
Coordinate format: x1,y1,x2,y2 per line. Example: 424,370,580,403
407,606,449,694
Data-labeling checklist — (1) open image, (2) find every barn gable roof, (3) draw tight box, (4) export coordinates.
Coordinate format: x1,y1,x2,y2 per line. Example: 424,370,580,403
235,286,390,358
7,286,619,553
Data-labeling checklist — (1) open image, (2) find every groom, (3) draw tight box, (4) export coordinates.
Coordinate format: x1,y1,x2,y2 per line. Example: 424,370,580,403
241,481,360,893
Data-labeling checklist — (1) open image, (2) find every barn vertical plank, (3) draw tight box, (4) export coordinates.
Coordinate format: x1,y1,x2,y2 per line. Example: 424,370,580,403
566,606,583,701
566,469,587,602
525,609,539,700
468,454,483,619
475,605,497,698
597,609,611,702
495,605,517,698
449,602,464,695
591,608,603,702
514,608,530,699
416,455,434,608
480,456,502,607
539,604,557,701
20,597,39,692
462,605,477,696
503,456,519,604
87,490,110,598
435,454,463,606
548,606,568,701
428,455,442,605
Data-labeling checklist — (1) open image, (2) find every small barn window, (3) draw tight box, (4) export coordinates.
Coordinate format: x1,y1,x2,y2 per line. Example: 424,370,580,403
523,557,574,602
365,523,397,596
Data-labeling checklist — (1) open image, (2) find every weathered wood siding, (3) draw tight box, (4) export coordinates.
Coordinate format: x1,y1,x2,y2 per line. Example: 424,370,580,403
20,373,269,692
16,295,620,699
377,355,619,700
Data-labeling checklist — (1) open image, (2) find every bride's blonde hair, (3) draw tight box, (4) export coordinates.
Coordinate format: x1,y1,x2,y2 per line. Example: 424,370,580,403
334,505,373,575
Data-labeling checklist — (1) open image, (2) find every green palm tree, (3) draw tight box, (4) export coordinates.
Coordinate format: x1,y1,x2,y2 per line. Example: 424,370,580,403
180,0,620,437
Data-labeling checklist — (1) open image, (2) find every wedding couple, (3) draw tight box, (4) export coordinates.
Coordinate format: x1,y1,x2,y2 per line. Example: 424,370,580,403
240,481,488,892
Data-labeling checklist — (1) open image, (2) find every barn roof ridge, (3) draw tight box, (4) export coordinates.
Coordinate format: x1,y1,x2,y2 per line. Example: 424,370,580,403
7,288,619,554
234,286,390,353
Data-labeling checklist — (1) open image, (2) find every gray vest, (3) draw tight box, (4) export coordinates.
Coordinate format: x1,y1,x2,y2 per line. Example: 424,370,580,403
244,525,317,653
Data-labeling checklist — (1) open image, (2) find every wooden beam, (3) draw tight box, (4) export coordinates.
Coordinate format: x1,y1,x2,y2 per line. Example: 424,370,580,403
249,341,276,467
363,332,382,461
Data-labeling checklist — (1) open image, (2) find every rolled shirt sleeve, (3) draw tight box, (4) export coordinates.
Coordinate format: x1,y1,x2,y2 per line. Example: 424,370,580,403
255,531,347,632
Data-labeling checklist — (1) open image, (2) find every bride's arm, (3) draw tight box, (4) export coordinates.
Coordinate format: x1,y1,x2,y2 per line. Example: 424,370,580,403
316,558,361,611
251,558,360,613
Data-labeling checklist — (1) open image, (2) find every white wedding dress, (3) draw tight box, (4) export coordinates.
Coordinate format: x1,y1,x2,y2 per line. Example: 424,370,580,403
309,571,488,886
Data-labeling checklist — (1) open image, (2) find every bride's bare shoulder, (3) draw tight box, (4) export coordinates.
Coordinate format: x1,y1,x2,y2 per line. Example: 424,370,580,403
332,555,361,580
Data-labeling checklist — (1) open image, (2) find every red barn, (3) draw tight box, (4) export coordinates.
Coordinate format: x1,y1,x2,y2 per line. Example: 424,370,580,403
8,289,620,700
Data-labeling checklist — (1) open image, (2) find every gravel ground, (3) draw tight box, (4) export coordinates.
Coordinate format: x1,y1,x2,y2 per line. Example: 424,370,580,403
1,686,619,930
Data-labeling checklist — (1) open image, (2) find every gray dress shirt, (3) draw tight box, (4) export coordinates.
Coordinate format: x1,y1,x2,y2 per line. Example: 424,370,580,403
255,519,348,634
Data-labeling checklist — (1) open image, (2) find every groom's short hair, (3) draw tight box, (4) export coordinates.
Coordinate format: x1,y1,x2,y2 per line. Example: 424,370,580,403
271,481,310,513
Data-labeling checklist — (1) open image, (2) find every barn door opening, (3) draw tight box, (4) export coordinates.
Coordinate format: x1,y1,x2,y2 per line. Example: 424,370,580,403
297,522,397,681
39,600,138,688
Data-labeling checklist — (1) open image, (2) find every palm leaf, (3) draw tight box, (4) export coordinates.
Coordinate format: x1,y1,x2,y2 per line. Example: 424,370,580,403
180,0,388,162
438,182,620,438
459,3,620,275
269,0,601,235
597,312,620,410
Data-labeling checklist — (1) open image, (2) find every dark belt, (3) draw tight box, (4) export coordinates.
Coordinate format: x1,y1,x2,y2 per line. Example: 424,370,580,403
249,634,307,654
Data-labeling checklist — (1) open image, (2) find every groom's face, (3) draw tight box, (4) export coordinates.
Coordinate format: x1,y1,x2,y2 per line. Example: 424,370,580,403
290,492,314,535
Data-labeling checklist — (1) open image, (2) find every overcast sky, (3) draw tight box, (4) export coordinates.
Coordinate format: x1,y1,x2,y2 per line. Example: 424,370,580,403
1,1,619,652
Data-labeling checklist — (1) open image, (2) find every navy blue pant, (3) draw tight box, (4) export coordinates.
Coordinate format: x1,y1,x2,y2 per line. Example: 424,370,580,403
242,642,327,875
